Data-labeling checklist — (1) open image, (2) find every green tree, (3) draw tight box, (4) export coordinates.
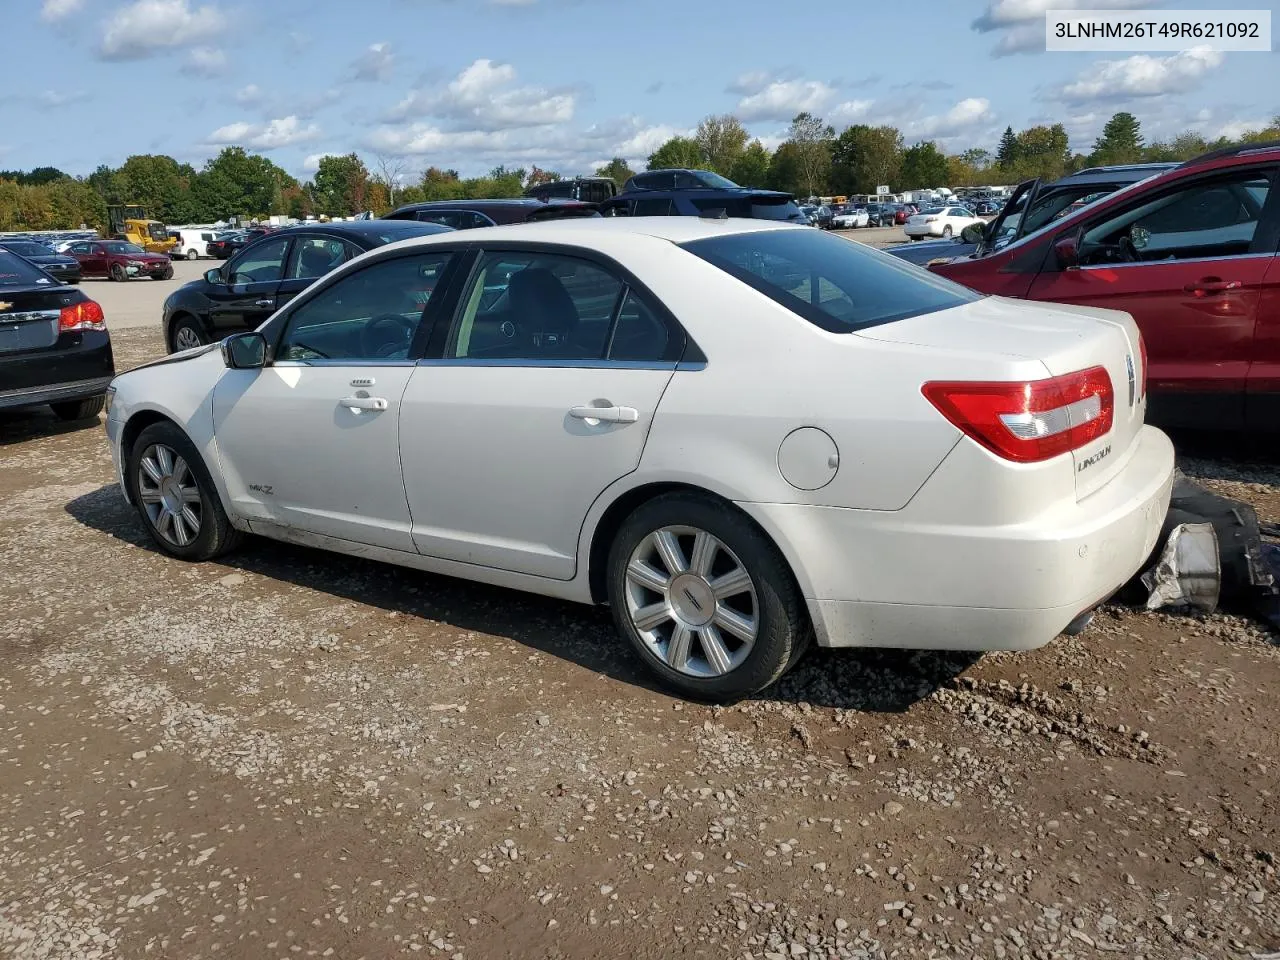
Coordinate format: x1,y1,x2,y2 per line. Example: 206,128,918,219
729,140,771,187
0,166,68,186
194,147,293,219
46,176,107,229
899,141,949,189
116,154,202,223
87,164,127,204
312,153,370,216
1090,112,1144,166
766,141,803,195
595,157,636,189
1011,124,1071,180
646,136,703,170
419,167,466,201
695,114,750,176
994,126,1019,170
788,112,834,198
829,124,903,195
1144,131,1211,162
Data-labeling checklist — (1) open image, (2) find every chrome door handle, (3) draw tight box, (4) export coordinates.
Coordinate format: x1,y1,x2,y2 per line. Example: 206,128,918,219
254,298,274,307
340,396,389,413
569,404,638,424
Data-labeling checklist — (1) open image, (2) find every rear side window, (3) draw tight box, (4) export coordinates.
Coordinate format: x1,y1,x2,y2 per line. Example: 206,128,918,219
681,229,979,332
0,251,52,285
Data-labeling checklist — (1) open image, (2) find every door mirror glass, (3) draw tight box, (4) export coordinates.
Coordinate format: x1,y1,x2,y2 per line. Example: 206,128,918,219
959,224,984,244
205,268,223,285
1053,231,1081,270
221,331,267,369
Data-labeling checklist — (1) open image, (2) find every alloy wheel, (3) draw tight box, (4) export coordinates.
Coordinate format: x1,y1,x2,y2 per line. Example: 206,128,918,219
137,443,203,547
174,326,204,351
623,525,758,678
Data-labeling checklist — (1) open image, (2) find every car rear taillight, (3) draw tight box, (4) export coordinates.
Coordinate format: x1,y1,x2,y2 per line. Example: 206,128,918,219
922,366,1114,463
1137,332,1148,401
59,300,106,332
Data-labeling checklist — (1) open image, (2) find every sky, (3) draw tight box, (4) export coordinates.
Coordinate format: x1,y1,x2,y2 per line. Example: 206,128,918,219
2,0,1276,183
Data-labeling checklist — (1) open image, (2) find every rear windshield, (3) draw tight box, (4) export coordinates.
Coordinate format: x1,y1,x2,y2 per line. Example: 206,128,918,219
691,196,805,222
681,228,979,332
0,250,53,285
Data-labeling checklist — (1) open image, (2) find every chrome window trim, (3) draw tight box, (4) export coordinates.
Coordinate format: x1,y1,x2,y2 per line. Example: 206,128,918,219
1078,251,1276,272
272,358,417,368
415,358,684,371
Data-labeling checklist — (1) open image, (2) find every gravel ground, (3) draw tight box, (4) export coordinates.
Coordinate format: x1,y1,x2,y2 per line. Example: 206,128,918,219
1,327,1277,960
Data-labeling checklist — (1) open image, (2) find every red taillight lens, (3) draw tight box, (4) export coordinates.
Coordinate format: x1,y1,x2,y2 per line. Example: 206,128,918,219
59,300,106,332
922,366,1114,463
1137,332,1148,401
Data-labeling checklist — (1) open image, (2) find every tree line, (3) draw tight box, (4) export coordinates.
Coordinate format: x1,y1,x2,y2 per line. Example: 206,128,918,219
2,109,1277,233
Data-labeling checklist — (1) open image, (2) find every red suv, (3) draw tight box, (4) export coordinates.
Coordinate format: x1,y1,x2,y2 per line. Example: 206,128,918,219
930,142,1280,432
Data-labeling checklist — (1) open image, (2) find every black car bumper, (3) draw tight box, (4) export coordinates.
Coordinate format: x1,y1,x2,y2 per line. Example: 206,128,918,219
43,264,82,283
0,329,115,410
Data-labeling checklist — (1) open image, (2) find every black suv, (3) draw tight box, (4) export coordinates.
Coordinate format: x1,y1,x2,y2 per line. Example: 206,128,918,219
599,168,804,223
523,176,617,204
161,219,452,353
889,162,1179,265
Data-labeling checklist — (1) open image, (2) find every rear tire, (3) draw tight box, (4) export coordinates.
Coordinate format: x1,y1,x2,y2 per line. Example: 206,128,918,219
125,420,242,562
50,395,104,421
942,225,953,238
606,493,809,702
109,263,127,282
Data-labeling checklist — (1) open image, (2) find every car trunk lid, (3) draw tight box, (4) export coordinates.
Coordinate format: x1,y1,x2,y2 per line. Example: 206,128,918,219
0,288,72,354
857,295,1146,500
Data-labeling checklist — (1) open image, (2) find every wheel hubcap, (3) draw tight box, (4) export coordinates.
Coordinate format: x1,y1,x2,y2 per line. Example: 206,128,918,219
624,525,758,678
137,443,202,547
175,327,202,350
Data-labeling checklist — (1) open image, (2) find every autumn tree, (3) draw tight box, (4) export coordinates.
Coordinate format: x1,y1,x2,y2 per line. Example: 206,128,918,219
788,112,834,198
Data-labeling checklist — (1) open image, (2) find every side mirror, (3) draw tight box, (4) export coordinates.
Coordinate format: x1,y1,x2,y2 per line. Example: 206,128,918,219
221,331,266,369
1053,230,1081,270
959,224,984,244
204,268,223,285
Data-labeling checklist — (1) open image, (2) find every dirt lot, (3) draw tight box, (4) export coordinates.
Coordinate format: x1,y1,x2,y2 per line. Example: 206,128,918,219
2,260,1278,960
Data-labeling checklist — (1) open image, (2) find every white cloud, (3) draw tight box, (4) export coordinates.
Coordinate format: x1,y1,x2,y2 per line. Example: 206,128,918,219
907,97,996,139
385,59,575,130
973,0,1159,56
207,115,321,150
100,0,225,60
303,152,343,173
734,75,835,122
185,46,226,76
41,0,83,22
829,99,874,125
37,89,89,108
234,84,262,106
1055,47,1224,103
350,42,394,83
1211,118,1271,140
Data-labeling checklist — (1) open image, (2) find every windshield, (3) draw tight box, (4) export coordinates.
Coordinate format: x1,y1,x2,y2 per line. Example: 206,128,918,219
0,250,53,285
681,228,979,333
148,223,169,240
698,171,740,189
103,241,145,255
0,241,50,256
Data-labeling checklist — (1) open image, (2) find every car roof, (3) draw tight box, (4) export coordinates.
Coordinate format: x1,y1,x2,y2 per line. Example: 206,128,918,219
262,220,454,241
374,214,802,254
388,198,590,212
614,186,792,200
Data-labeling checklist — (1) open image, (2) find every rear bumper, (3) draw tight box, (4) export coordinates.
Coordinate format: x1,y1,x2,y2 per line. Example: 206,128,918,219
0,331,115,409
740,425,1175,651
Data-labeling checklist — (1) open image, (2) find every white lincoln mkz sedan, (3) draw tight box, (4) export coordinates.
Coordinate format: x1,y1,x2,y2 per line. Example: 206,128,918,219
105,217,1175,700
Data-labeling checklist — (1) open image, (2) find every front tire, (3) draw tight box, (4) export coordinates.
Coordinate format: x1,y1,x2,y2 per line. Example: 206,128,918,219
942,225,953,238
186,248,199,261
169,316,207,353
50,395,104,421
125,421,241,562
109,263,127,282
606,493,809,701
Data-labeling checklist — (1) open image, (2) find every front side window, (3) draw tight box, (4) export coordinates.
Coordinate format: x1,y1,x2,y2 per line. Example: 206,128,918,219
229,236,290,284
1080,169,1273,265
287,237,348,280
448,251,631,361
277,252,453,362
682,228,979,333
